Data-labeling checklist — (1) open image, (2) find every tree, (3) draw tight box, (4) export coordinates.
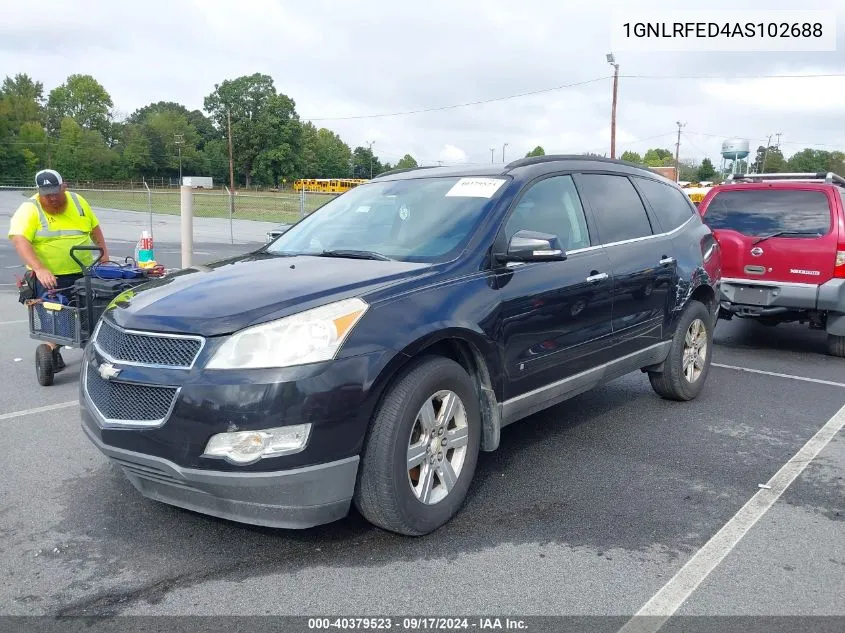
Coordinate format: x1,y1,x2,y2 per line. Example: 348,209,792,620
697,158,716,181
203,73,302,186
678,159,699,182
396,154,418,169
751,145,787,173
786,148,844,174
53,117,119,181
46,74,114,138
525,146,545,157
352,145,383,179
0,73,45,132
643,148,673,167
621,150,642,163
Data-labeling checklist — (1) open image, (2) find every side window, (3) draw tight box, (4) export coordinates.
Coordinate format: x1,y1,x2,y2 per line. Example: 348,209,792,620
577,174,654,244
504,175,591,250
635,177,695,231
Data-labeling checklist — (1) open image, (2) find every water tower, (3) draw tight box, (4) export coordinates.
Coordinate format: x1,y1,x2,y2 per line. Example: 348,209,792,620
720,138,750,175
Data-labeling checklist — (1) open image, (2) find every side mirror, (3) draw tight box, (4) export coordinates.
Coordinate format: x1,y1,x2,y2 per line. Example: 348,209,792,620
501,230,567,263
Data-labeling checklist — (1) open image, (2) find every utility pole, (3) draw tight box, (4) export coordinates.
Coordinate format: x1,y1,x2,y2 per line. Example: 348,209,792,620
761,134,773,173
227,109,235,192
674,121,686,182
607,53,620,159
367,140,375,178
490,148,494,164
502,143,508,163
174,134,184,184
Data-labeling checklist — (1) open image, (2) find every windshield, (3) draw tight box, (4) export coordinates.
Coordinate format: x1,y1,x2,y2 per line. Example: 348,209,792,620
703,189,831,237
265,175,509,262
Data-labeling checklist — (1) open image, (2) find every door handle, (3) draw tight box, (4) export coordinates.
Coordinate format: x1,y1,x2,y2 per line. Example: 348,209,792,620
586,272,608,283
659,256,676,265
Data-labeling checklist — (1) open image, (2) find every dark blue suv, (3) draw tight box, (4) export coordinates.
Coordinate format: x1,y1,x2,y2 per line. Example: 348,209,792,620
79,155,722,536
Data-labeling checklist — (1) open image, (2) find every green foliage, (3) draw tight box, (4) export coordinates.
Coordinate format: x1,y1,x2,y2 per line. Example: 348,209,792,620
46,74,113,138
203,73,302,186
643,148,673,167
396,154,418,169
6,70,845,192
697,158,716,181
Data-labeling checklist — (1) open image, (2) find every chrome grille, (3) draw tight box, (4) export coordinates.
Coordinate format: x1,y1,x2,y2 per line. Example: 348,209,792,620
94,319,203,368
85,362,177,424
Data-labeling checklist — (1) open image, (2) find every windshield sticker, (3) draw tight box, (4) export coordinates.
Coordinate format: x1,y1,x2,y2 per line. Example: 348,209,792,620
399,205,410,220
445,178,506,198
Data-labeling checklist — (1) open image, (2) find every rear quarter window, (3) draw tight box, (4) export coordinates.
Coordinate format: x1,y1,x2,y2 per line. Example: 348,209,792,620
702,189,832,237
634,177,695,231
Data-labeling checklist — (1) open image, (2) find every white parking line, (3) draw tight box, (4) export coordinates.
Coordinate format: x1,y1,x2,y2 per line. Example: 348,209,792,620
0,401,78,422
713,363,845,389
0,319,27,325
617,401,845,633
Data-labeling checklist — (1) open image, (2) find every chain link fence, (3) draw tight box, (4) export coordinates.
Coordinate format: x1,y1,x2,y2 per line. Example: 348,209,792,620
0,184,338,246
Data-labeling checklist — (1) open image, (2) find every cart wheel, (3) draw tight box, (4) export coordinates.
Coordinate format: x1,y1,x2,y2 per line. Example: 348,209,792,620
36,344,55,386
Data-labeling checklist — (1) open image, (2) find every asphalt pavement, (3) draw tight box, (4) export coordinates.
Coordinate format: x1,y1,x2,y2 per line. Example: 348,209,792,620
0,196,843,628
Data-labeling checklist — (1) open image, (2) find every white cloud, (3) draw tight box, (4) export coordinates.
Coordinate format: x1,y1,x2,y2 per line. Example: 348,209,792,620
439,145,469,164
2,0,844,169
698,73,845,112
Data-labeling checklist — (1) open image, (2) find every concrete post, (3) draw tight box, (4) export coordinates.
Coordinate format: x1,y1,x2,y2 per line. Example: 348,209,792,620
180,185,193,268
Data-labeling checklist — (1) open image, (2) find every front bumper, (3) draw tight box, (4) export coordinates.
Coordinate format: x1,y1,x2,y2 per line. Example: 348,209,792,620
81,418,358,528
78,317,394,528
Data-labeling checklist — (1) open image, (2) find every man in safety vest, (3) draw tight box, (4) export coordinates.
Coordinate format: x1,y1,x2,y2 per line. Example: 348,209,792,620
7,169,109,370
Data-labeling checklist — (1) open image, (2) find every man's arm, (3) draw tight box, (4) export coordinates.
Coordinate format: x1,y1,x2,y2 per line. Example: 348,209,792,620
9,235,57,289
91,225,109,262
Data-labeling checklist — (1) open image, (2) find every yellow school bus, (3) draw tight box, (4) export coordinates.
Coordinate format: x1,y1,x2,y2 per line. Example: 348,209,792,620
293,178,369,193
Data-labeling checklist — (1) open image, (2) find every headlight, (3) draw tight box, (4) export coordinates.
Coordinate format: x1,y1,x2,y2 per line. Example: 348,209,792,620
206,297,368,369
202,424,311,464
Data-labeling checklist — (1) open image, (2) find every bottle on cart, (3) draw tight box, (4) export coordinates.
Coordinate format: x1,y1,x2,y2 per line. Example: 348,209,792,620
135,230,157,268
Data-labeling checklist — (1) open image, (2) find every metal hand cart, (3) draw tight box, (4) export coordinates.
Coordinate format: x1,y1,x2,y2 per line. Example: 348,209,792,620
26,245,158,386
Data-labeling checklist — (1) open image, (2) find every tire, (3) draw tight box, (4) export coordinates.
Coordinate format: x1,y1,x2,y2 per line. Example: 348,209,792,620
354,355,481,536
36,344,55,387
648,300,713,401
828,334,845,358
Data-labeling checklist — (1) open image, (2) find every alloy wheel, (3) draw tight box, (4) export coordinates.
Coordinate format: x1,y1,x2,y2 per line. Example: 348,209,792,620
683,318,708,383
407,390,469,505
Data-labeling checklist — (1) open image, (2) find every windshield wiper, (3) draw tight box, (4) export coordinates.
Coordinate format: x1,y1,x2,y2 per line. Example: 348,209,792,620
752,230,820,245
317,249,393,261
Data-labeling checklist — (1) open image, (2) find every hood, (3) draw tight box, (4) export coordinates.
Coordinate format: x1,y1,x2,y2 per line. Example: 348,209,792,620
105,252,431,336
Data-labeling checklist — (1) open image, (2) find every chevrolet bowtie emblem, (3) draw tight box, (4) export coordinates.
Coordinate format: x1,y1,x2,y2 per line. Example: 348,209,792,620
98,362,121,380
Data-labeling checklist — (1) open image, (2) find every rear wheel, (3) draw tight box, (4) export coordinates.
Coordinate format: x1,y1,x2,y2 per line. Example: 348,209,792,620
828,334,845,358
35,344,55,386
354,356,481,536
648,300,713,401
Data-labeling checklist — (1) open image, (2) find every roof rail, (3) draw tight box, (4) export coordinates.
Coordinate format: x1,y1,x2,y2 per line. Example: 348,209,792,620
371,165,440,179
727,172,845,187
504,153,650,171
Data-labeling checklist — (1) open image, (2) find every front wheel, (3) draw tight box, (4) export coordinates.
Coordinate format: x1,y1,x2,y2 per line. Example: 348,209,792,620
354,356,481,536
648,300,713,401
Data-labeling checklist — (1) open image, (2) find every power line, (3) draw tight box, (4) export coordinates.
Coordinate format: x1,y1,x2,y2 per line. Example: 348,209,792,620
301,72,845,122
685,130,842,148
303,76,612,121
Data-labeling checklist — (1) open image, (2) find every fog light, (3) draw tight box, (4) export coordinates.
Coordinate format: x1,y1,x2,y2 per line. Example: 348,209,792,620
202,424,311,464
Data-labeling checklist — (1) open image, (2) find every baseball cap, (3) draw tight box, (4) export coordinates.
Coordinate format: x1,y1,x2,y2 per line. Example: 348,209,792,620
35,169,63,195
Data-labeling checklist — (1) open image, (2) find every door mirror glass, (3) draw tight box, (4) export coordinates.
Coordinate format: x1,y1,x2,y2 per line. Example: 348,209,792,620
504,230,567,262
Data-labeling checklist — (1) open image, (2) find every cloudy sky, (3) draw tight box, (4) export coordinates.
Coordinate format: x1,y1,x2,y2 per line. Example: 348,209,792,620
3,0,844,168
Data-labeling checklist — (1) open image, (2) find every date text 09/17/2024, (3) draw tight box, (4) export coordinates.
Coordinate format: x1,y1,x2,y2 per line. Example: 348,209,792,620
307,617,528,630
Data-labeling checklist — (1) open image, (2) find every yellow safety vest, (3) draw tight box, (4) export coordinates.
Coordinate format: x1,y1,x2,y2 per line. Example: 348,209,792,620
28,193,98,275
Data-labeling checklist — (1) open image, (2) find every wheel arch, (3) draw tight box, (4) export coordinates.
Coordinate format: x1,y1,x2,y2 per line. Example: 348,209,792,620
368,327,504,453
